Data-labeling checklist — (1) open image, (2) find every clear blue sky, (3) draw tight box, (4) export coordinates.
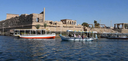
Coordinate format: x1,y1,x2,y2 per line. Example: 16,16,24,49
0,0,128,26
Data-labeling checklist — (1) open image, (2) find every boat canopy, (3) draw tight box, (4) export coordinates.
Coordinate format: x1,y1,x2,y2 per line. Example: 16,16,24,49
13,29,47,31
66,30,97,33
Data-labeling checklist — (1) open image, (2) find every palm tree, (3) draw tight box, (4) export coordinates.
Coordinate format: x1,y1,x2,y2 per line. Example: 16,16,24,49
44,23,47,28
94,20,100,28
82,22,89,27
82,22,89,31
35,24,40,29
94,20,97,24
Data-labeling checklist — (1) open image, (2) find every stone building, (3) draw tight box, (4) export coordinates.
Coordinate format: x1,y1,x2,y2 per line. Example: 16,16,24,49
0,8,83,34
114,23,128,33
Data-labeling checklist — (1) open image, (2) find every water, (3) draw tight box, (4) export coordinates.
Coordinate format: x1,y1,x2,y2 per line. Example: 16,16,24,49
0,36,128,61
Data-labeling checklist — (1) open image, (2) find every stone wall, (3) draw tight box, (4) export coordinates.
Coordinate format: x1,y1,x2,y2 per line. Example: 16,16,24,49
6,14,19,19
61,19,76,25
32,25,83,32
0,14,33,29
32,13,44,22
85,27,116,33
114,29,128,33
0,12,84,34
121,29,128,33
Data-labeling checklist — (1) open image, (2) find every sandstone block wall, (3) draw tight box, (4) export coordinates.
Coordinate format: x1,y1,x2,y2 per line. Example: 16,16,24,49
61,19,76,25
6,14,19,19
86,28,116,33
32,25,83,32
121,29,128,33
0,12,84,33
114,29,128,33
0,14,33,29
32,13,44,22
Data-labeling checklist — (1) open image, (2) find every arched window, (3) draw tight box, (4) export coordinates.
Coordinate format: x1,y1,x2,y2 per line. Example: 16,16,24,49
36,18,39,22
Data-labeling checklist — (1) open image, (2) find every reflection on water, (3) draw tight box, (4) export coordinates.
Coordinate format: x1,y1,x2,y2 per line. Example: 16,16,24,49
0,36,128,61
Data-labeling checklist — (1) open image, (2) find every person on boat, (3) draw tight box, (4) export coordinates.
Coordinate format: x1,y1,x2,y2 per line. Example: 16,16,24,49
74,34,76,37
84,34,87,38
78,34,81,38
81,34,84,39
68,34,72,37
71,34,74,37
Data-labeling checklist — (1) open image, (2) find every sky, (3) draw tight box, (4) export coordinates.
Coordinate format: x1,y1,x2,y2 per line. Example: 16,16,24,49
0,0,128,26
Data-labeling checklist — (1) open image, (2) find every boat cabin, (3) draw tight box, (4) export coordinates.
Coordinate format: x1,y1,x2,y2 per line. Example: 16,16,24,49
13,29,51,36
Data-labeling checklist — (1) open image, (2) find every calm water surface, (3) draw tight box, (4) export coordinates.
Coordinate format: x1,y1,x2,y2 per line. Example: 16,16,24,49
0,36,128,61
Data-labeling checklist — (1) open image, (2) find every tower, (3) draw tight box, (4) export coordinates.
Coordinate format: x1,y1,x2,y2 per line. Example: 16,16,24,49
43,7,45,22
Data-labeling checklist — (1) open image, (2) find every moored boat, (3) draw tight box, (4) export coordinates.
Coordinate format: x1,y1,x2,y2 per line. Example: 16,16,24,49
107,33,128,39
59,34,93,41
14,29,56,39
19,34,55,39
107,36,128,39
59,30,98,41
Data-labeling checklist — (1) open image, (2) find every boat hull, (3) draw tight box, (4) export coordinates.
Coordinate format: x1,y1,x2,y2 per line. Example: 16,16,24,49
107,37,128,39
19,34,56,39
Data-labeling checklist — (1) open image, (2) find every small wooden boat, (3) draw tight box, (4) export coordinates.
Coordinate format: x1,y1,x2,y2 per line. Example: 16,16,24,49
59,34,93,41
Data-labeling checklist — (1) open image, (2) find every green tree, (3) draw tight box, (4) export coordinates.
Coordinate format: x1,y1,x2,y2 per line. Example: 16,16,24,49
94,20,97,24
94,20,100,28
82,22,89,27
44,23,47,28
35,24,40,29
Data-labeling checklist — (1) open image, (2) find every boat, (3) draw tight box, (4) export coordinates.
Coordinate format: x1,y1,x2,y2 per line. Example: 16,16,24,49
59,30,98,41
107,35,128,39
107,36,128,39
100,32,110,38
13,29,56,39
59,34,93,41
107,33,128,39
19,34,55,39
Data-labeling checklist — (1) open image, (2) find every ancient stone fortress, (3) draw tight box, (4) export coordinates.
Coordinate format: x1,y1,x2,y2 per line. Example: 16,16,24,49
114,23,128,33
1,8,127,34
0,8,83,34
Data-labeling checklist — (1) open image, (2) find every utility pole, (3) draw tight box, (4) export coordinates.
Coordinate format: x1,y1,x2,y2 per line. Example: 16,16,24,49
110,21,112,33
110,21,112,27
100,20,101,28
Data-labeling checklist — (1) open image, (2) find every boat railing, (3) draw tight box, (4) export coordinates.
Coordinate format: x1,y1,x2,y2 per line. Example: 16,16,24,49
13,29,56,36
18,33,56,36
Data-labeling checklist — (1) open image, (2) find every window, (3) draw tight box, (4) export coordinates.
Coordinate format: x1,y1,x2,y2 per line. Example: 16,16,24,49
49,22,52,24
36,18,39,22
54,23,57,25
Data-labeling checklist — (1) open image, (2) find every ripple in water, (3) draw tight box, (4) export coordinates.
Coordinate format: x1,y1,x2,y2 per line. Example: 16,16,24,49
0,36,128,61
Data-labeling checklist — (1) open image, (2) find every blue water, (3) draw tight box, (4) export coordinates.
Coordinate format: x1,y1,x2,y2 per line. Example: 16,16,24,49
0,36,128,61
